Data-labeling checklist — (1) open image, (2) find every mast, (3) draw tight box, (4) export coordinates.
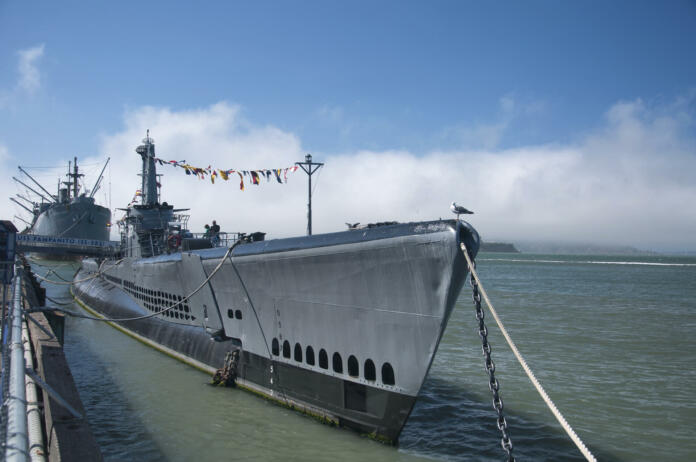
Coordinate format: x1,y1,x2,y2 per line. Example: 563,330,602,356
63,161,72,200
17,166,58,202
14,194,35,207
73,157,78,197
10,198,33,214
89,157,111,199
135,130,158,206
295,154,324,236
12,177,53,204
13,215,31,227
65,157,84,198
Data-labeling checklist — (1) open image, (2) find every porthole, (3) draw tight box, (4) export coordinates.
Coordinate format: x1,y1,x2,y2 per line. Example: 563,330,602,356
272,338,279,356
364,359,376,381
235,310,242,320
348,355,359,377
306,346,315,366
227,309,234,319
333,353,343,374
381,362,395,385
283,340,291,358
319,349,328,369
294,343,303,362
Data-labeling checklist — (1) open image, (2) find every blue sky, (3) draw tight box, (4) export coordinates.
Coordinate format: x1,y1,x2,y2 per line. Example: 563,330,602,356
1,1,695,250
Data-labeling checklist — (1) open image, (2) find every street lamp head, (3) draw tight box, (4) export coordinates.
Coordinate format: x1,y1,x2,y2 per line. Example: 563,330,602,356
305,153,312,163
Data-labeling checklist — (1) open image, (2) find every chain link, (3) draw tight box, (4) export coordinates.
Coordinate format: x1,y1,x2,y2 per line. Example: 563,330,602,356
470,260,515,461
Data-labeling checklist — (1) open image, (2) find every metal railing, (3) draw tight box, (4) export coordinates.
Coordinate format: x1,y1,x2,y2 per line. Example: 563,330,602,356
0,261,12,449
3,261,28,461
188,232,237,248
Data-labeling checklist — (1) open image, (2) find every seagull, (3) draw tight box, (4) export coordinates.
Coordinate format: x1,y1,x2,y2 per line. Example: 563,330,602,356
346,222,361,230
450,202,474,219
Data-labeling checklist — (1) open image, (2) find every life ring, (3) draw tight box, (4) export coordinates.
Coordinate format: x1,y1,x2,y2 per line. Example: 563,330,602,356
167,234,182,249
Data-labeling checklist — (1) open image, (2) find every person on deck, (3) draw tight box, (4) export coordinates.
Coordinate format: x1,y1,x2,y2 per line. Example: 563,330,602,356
203,224,211,238
210,220,220,237
210,220,221,246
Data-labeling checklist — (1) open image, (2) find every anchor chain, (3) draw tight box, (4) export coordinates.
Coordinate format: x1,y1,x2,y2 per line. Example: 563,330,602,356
470,260,514,461
212,350,239,387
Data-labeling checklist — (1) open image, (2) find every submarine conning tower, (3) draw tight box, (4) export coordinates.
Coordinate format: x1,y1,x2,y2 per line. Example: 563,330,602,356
120,131,178,259
136,131,159,206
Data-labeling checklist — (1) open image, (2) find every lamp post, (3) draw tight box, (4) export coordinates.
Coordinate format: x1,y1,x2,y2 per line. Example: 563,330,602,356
295,154,324,236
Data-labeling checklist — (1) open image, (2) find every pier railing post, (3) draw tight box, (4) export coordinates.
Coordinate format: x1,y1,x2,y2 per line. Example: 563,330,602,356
5,262,28,461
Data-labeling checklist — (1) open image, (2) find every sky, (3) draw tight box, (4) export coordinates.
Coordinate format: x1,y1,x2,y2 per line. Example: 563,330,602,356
1,1,695,252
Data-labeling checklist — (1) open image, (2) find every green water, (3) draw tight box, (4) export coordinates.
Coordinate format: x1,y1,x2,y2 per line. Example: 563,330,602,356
35,253,696,461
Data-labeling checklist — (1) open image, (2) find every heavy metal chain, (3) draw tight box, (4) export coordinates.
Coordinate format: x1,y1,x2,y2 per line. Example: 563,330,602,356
470,261,515,461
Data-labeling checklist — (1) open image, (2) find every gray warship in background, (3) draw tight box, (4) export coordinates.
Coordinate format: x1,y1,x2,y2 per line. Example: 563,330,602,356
12,158,112,243
72,133,480,442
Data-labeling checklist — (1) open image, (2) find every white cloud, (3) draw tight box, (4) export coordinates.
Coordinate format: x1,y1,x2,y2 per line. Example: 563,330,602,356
99,102,306,239
101,98,695,250
316,105,344,123
2,96,694,251
17,44,45,93
440,95,547,150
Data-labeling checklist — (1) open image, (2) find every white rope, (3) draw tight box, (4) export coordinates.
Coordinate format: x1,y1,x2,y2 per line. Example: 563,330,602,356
32,258,125,286
461,243,596,462
65,242,240,323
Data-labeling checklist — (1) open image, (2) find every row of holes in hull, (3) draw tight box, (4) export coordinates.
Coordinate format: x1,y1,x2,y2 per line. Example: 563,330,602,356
105,277,395,388
272,338,395,386
120,278,196,321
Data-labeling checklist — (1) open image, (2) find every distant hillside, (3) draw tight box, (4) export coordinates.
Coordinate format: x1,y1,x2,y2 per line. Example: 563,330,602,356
480,242,519,253
513,242,655,255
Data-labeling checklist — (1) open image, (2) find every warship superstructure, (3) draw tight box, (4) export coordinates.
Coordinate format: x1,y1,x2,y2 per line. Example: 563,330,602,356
13,158,111,242
72,134,480,442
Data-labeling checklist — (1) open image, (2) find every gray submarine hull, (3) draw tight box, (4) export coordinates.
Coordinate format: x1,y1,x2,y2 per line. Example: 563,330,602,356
72,219,479,442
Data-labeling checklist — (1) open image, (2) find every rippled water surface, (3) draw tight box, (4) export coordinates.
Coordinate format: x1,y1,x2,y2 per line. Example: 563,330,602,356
33,253,696,461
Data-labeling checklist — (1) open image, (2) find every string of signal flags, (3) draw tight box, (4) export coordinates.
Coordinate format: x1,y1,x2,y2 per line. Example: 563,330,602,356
152,157,300,191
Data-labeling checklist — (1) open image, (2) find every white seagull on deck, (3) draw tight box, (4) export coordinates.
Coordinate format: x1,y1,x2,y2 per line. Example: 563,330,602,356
450,202,474,219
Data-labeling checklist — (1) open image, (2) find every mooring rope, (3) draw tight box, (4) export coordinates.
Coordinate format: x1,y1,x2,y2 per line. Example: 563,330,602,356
45,295,74,306
461,243,597,462
32,258,125,286
26,258,75,269
49,242,242,323
225,253,273,360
